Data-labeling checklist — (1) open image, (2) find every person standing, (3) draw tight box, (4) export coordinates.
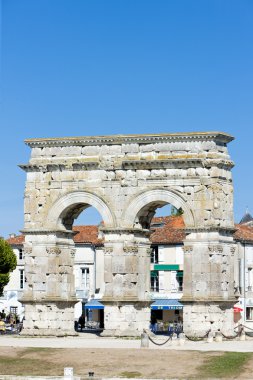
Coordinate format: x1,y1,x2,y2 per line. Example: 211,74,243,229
78,312,86,331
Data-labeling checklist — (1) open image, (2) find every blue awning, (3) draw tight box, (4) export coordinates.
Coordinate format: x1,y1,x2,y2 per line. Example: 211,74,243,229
151,299,183,310
84,300,104,310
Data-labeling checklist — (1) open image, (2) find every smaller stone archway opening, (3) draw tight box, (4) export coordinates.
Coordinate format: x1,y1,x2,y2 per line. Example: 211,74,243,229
134,201,169,229
134,201,185,230
60,203,92,230
123,188,195,230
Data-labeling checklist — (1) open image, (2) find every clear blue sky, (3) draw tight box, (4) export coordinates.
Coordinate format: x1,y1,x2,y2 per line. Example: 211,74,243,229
1,0,253,238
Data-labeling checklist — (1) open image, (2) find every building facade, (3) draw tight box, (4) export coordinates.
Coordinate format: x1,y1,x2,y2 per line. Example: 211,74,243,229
0,234,25,318
234,212,253,328
4,212,253,331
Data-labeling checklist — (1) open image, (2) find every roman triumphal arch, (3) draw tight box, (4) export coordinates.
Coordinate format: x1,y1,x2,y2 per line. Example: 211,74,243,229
20,132,236,336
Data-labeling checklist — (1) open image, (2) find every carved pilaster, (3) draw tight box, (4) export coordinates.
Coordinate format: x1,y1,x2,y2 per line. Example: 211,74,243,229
123,246,138,254
182,246,193,253
230,246,236,255
70,249,76,258
23,247,32,256
104,247,113,255
208,245,223,253
46,247,61,256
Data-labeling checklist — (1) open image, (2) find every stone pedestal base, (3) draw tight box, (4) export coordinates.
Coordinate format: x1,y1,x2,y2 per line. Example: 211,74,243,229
20,300,77,336
101,301,151,337
183,301,235,336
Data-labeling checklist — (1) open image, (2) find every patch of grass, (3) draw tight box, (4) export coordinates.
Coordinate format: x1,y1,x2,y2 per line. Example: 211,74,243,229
20,347,54,355
118,336,141,340
0,356,58,376
197,352,253,379
119,371,142,378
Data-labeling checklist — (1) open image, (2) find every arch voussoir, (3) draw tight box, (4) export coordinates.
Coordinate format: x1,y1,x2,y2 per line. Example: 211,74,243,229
46,191,116,229
122,188,195,228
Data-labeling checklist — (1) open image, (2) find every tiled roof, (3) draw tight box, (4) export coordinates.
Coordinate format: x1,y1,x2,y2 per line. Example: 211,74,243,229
72,225,103,245
150,215,185,244
234,224,253,242
6,217,253,246
6,235,25,245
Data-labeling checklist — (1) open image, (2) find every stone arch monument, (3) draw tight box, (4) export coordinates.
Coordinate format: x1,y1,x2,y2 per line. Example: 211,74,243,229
20,132,236,336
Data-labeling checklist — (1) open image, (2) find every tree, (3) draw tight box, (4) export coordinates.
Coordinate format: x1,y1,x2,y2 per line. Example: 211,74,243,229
171,206,184,216
0,239,17,296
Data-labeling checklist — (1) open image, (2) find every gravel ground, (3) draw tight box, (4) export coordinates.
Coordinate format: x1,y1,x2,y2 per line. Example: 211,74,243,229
0,334,253,352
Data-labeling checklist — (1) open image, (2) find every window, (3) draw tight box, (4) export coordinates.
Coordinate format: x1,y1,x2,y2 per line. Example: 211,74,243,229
20,270,24,289
151,271,159,292
248,268,252,291
176,271,184,291
246,307,253,320
10,306,18,315
81,268,90,289
19,249,23,260
151,247,159,264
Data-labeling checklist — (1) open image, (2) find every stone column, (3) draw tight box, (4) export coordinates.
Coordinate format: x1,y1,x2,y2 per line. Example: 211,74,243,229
182,229,236,336
20,230,77,336
101,228,151,336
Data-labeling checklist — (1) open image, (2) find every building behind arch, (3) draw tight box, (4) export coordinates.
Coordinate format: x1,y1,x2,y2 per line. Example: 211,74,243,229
3,212,253,330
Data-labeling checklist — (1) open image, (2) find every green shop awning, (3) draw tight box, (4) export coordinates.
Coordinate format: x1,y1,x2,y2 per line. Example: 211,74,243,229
154,264,180,271
151,299,183,310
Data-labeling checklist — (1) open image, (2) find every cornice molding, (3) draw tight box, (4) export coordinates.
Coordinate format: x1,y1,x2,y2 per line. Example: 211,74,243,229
19,157,234,173
100,227,151,237
123,158,234,170
20,228,75,237
24,131,234,148
185,226,236,234
19,161,99,172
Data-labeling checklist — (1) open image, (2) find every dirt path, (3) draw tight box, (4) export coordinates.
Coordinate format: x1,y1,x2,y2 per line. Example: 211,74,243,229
0,347,227,379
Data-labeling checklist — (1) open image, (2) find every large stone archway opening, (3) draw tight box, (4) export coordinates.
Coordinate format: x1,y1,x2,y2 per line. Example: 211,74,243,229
20,192,115,336
20,132,236,336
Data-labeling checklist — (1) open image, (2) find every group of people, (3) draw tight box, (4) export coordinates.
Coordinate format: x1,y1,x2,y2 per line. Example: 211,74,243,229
0,310,22,334
150,316,183,337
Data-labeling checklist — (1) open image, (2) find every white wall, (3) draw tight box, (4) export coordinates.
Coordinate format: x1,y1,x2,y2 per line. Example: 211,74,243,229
237,243,253,326
1,247,24,318
150,244,184,299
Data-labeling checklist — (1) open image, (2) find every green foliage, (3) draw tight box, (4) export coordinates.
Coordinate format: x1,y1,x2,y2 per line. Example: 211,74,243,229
197,352,252,378
119,372,142,378
0,239,17,296
171,206,184,216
